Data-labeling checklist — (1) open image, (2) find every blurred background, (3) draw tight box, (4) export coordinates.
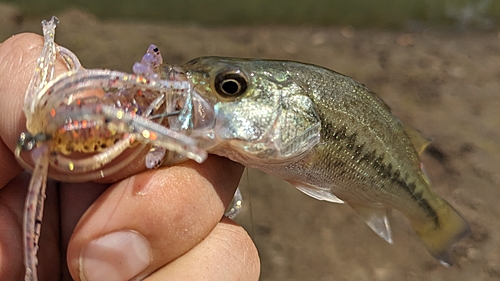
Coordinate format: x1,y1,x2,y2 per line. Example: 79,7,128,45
1,1,500,280
1,0,500,28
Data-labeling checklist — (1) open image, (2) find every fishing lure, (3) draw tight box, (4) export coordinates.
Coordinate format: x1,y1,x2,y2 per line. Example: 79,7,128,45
15,17,218,281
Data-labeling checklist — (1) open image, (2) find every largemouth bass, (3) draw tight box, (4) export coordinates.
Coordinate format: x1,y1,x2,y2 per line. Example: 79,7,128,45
168,57,471,266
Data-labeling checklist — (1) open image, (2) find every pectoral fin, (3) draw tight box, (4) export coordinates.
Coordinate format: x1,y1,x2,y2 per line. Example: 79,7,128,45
349,203,393,244
290,181,344,204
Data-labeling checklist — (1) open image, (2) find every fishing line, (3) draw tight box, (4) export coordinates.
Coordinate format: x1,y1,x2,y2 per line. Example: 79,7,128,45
246,167,255,239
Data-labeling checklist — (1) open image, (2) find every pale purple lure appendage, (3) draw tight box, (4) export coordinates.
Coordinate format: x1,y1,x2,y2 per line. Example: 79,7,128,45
23,17,59,124
21,17,59,281
23,146,49,281
134,44,169,167
133,44,164,78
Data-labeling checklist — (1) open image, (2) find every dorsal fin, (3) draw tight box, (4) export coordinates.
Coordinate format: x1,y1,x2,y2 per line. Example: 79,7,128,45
402,123,432,155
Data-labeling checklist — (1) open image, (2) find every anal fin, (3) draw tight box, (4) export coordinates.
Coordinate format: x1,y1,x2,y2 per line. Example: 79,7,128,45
290,181,344,204
349,203,393,244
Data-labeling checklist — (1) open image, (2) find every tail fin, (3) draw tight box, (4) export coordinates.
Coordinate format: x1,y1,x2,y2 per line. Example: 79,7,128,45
411,200,471,266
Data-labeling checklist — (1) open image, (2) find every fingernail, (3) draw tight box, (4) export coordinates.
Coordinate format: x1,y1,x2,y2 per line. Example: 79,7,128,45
79,230,152,281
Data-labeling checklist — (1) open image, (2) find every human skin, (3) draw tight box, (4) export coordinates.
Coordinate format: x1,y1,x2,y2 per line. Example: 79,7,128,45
0,33,260,281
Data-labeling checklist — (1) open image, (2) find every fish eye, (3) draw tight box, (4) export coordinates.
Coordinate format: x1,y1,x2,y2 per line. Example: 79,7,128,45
214,71,248,98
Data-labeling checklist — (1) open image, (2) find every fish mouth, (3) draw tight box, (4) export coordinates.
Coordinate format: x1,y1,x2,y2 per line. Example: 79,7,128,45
158,65,216,135
165,85,218,150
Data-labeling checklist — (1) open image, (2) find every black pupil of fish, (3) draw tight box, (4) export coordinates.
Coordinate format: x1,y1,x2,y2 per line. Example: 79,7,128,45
216,72,247,97
221,79,240,95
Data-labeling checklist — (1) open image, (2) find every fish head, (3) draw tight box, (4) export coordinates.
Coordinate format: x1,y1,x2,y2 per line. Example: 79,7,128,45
174,57,322,165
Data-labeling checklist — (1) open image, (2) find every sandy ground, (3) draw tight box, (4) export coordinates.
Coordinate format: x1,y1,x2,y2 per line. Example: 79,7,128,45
1,6,500,281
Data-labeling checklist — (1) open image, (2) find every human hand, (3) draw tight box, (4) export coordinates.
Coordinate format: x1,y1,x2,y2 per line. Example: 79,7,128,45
0,33,260,281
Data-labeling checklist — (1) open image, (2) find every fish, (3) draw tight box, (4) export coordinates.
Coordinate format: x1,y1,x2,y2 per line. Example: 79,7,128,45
167,57,471,266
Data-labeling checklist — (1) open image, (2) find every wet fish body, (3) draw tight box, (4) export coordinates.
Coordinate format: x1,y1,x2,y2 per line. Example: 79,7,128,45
172,57,471,265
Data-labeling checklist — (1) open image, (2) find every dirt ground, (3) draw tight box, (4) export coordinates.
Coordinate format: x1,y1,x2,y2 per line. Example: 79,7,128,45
1,6,500,281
